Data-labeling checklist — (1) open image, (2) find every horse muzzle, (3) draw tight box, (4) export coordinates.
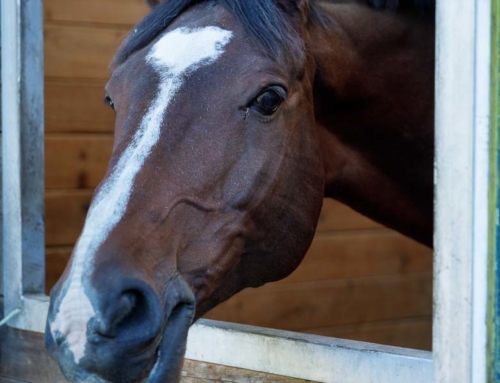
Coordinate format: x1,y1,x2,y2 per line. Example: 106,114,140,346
45,275,196,383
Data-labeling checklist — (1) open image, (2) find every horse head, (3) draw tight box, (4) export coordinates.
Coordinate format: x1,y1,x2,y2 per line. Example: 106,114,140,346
45,1,325,381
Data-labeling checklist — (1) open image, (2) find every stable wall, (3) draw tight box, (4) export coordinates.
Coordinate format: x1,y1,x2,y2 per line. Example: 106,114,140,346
44,0,433,351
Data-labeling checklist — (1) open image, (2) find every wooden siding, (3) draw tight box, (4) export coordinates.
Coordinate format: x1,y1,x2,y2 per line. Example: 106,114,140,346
0,324,311,383
43,0,433,351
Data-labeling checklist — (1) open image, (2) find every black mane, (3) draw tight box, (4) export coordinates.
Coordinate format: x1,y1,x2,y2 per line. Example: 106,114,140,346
113,0,328,67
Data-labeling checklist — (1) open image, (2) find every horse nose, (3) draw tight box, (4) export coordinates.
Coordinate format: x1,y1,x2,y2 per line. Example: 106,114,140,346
45,277,164,383
88,278,162,345
46,273,196,383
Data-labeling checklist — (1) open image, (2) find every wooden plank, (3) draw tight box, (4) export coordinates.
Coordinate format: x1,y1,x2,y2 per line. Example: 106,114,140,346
45,134,113,189
45,190,92,246
0,326,312,383
0,327,67,382
44,0,149,26
44,23,127,79
204,272,432,331
181,360,310,383
45,241,432,346
2,0,46,326
45,246,72,292
44,227,431,287
316,199,380,231
45,79,114,133
434,0,491,381
43,187,391,246
304,317,432,351
284,231,432,283
186,320,433,383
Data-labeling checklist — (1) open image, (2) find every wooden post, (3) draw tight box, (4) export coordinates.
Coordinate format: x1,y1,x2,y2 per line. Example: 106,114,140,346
1,0,45,323
434,0,493,382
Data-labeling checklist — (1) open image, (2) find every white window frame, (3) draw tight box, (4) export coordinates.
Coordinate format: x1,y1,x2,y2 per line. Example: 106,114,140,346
1,0,494,382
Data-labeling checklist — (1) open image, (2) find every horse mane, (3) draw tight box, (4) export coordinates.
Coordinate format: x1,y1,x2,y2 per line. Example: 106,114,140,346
112,0,329,68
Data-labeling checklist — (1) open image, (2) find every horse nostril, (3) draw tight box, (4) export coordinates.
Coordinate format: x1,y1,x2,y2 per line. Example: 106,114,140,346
91,283,161,344
112,291,138,329
92,290,140,338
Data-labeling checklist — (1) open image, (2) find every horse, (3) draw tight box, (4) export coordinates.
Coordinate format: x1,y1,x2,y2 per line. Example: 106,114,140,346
45,0,435,382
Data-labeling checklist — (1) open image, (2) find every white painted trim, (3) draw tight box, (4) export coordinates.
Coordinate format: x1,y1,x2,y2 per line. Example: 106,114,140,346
471,0,491,381
8,294,50,332
1,0,24,317
10,299,434,383
434,0,491,382
187,319,433,383
2,0,45,323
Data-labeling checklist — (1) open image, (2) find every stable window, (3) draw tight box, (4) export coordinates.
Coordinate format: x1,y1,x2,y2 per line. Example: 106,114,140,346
1,0,497,382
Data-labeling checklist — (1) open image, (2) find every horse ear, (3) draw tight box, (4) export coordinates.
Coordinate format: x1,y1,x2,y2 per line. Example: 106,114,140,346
146,0,161,8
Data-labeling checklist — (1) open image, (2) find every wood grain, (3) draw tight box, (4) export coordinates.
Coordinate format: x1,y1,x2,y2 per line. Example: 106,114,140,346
44,0,148,25
284,231,432,283
45,23,127,79
45,135,113,189
0,327,67,383
44,185,390,246
46,191,92,246
181,360,312,383
45,79,114,134
45,235,432,348
44,222,431,282
0,326,312,383
316,199,380,231
45,246,72,291
204,272,432,331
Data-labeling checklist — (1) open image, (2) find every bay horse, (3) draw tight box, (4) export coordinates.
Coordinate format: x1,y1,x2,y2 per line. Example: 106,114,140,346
45,0,435,382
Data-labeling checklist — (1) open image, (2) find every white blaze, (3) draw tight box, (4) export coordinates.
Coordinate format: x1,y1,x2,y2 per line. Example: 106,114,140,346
51,26,233,364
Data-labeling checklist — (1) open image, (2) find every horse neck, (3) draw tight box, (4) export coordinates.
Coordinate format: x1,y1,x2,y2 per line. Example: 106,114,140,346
308,3,435,246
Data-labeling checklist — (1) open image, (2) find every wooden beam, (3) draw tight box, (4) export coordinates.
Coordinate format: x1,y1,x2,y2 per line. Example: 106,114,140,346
434,0,492,381
43,185,389,244
2,0,45,324
45,135,113,189
44,23,128,79
205,272,432,331
316,199,380,231
44,0,148,26
0,325,311,383
186,320,433,383
45,79,114,134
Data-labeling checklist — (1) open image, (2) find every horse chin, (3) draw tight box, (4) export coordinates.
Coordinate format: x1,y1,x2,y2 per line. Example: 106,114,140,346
146,300,196,383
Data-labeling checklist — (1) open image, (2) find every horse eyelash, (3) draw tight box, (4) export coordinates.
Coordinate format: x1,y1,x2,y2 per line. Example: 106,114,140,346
244,108,250,121
103,95,115,110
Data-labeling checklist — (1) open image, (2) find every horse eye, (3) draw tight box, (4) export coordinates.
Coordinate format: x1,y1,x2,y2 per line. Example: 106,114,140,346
250,88,285,116
104,94,115,111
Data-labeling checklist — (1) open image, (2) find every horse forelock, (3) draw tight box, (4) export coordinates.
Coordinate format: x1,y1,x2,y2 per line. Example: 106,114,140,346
111,0,327,69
